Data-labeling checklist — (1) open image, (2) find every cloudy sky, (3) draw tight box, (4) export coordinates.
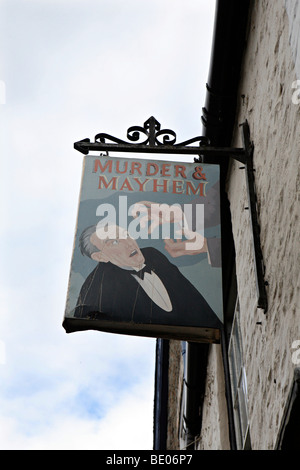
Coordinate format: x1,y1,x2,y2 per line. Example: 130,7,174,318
0,0,215,450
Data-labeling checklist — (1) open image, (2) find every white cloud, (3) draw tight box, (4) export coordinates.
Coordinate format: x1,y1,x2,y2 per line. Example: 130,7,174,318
0,0,215,450
0,377,154,450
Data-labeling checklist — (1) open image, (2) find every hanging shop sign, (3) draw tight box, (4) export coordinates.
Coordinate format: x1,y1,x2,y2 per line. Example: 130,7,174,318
63,153,223,343
63,116,268,343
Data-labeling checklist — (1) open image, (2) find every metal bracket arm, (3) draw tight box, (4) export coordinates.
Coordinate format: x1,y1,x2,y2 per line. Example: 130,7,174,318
240,121,268,313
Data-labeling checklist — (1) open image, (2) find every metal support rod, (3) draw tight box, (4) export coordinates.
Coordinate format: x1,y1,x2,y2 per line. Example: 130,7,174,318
74,140,245,160
241,121,268,313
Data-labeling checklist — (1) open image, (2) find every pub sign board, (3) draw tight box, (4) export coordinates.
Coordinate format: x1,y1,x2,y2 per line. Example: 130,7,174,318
63,155,223,343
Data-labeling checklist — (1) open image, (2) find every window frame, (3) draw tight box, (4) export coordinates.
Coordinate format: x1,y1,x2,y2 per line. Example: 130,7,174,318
228,300,251,450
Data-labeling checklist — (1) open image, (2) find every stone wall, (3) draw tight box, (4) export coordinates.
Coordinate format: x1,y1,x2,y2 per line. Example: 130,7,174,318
200,0,300,450
229,0,300,449
166,0,300,450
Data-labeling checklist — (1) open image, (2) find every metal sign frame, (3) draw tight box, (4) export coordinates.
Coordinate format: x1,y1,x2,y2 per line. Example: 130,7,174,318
74,116,268,313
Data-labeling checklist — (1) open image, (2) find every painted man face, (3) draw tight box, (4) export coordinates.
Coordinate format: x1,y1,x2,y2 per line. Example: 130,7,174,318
90,225,145,269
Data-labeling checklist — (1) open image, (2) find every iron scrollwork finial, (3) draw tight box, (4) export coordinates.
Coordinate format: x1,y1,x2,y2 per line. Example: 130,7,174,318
95,116,209,149
74,116,216,156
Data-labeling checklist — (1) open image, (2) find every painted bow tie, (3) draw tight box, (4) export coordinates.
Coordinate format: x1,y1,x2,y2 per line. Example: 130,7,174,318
128,265,152,279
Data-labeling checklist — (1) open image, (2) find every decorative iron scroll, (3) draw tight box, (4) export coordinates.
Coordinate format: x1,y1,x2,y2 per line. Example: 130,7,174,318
74,116,246,161
95,116,209,148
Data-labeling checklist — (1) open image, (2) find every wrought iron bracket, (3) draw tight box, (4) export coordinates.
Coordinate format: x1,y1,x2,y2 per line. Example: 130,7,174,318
74,116,246,162
74,116,267,313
